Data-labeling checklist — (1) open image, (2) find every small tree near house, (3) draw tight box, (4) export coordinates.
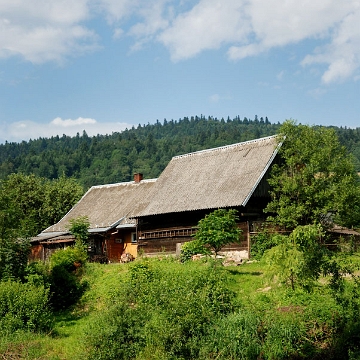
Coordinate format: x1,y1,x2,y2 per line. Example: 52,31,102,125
193,209,242,257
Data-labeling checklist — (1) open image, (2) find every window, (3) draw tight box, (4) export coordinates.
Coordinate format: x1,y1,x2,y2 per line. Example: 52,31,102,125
131,232,137,244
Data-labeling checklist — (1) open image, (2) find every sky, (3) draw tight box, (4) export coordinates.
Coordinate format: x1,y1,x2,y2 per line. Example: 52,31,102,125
0,0,359,144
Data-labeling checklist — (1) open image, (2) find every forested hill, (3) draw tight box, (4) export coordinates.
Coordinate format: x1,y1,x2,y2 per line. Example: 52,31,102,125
1,115,359,189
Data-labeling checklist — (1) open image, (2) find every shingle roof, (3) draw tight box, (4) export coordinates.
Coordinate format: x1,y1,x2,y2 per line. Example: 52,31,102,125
136,135,281,217
42,179,156,233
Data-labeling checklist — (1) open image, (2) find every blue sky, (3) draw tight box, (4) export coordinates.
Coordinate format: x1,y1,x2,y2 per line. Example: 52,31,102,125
0,0,359,143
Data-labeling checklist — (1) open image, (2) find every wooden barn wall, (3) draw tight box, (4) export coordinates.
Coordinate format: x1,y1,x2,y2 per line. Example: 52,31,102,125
138,221,250,255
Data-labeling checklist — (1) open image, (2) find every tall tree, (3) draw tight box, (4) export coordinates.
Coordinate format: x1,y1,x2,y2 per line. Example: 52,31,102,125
0,173,84,237
265,120,360,229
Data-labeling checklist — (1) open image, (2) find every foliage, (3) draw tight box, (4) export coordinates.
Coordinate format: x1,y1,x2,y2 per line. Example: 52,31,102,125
49,246,88,311
194,209,241,256
0,280,52,334
68,216,90,243
0,237,30,281
266,120,360,229
83,259,235,359
199,310,262,359
67,216,90,254
250,230,284,260
0,173,83,237
180,239,211,262
49,245,88,272
2,257,360,359
264,224,326,290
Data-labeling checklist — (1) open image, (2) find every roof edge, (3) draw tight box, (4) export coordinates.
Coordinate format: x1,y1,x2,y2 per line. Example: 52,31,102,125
242,136,283,206
172,135,277,160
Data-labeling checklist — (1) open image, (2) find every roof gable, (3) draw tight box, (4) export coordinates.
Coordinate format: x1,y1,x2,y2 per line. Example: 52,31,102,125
137,135,281,217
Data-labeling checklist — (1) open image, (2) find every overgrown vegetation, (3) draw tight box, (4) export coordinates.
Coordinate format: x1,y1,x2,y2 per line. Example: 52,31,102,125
266,120,360,229
1,256,360,359
0,173,83,237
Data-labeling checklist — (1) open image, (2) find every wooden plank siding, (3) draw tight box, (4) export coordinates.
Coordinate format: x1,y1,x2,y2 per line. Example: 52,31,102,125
137,222,250,256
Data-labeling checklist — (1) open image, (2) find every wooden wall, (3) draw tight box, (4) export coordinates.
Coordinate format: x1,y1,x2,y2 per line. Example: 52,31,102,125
138,221,250,256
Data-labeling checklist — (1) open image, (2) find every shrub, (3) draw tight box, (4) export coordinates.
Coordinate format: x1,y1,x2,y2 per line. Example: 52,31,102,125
0,280,52,334
0,237,30,281
251,231,283,260
264,224,326,291
180,239,211,262
49,245,87,272
83,260,235,359
48,246,88,311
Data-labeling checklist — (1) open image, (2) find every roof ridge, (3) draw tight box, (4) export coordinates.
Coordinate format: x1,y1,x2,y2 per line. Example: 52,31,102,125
172,135,277,160
92,178,157,189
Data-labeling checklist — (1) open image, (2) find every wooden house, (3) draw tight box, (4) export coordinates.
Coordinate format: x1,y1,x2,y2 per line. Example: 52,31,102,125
134,135,282,257
30,174,156,262
31,135,282,262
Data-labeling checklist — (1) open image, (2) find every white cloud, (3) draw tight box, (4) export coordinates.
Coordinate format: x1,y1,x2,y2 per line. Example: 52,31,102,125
51,117,97,127
113,28,124,39
0,0,359,83
156,0,360,82
301,7,360,83
307,87,328,99
277,71,285,81
0,117,132,143
0,0,98,63
158,0,249,61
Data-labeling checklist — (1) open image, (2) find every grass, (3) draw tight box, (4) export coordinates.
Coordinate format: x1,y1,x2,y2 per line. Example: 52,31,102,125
1,254,359,359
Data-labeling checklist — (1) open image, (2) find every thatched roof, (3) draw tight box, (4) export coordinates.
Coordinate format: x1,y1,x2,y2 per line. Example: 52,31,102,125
42,179,156,234
136,135,281,217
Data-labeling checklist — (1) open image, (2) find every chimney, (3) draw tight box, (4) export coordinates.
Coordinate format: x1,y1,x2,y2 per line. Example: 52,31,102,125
134,173,143,183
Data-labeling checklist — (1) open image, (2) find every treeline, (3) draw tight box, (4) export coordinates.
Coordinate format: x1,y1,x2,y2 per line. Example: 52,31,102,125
1,115,359,189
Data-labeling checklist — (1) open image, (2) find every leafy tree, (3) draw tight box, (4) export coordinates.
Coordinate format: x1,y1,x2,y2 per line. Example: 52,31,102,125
194,209,241,256
0,174,83,281
42,175,84,228
264,224,326,290
0,173,83,237
265,120,360,229
0,237,30,281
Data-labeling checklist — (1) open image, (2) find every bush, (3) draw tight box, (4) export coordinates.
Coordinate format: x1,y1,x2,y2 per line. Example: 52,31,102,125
49,244,87,272
180,239,211,262
251,231,284,260
0,280,52,334
0,237,30,281
48,246,88,311
83,260,235,359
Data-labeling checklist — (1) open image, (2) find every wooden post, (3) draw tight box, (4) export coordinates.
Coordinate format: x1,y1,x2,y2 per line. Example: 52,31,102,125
247,221,251,259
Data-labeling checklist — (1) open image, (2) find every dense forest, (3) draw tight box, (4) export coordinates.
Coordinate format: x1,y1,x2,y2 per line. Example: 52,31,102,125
1,115,359,189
